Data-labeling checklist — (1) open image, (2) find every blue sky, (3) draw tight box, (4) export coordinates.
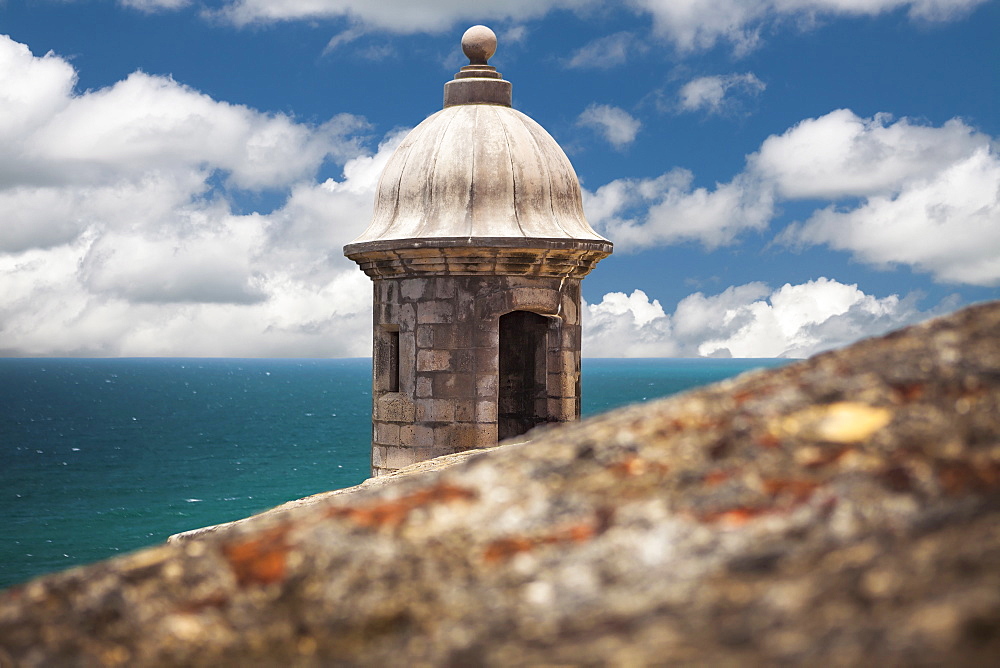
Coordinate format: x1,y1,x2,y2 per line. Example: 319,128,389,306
1,0,997,357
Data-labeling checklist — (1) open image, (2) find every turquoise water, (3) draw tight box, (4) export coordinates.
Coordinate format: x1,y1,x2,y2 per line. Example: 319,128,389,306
0,357,787,590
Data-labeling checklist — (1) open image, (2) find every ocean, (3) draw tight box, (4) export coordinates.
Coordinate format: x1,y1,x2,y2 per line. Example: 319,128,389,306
0,357,788,590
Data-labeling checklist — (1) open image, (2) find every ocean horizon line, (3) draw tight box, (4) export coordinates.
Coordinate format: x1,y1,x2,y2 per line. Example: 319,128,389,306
0,355,802,361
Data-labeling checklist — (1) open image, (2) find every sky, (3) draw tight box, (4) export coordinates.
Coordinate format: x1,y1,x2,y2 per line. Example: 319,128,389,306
0,0,997,358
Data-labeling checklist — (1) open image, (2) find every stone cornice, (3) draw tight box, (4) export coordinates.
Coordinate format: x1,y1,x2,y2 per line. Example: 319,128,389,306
344,237,613,279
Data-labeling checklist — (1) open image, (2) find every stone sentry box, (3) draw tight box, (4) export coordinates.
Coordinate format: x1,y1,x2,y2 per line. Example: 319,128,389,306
345,26,612,476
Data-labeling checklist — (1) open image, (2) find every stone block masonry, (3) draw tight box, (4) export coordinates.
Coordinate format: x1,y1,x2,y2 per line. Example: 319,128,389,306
368,271,585,476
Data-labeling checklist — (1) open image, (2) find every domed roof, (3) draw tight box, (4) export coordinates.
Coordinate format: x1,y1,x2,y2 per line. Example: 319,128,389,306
345,26,610,254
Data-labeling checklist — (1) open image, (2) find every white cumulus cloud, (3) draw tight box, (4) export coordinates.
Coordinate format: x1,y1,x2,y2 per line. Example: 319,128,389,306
766,110,1000,286
0,35,400,357
583,169,774,250
119,0,191,11
212,0,596,31
751,109,986,199
628,0,989,53
565,32,638,69
677,73,765,114
111,0,989,54
577,103,642,149
786,147,1000,285
582,278,945,358
586,107,1000,286
7,68,365,193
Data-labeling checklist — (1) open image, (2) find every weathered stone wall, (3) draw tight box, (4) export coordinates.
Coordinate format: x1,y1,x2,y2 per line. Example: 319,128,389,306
369,273,582,476
2,301,998,667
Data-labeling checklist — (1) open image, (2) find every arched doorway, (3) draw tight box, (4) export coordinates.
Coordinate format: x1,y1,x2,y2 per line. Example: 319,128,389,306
498,310,552,440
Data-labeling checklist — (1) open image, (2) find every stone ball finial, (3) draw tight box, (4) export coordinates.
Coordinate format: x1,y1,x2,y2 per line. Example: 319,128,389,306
462,25,497,65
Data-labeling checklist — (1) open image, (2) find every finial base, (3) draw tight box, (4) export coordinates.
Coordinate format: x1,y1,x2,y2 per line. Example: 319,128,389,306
454,65,502,80
444,77,512,107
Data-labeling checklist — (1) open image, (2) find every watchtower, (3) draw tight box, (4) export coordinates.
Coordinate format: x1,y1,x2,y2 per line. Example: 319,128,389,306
345,26,612,476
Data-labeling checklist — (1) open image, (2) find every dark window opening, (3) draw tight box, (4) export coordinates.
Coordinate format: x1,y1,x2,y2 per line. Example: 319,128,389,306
387,329,400,393
377,326,400,394
498,311,550,440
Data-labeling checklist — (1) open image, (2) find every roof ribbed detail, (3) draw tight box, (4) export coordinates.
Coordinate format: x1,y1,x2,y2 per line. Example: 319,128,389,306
344,25,611,257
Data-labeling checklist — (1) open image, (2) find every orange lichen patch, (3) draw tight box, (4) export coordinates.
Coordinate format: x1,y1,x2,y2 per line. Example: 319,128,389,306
935,459,1000,496
667,413,721,432
762,478,820,503
482,512,612,564
890,382,925,403
609,455,645,477
755,432,782,449
325,483,478,530
483,523,597,563
221,526,291,587
696,479,822,527
703,470,732,487
482,537,534,562
698,506,771,527
732,385,774,405
608,455,669,477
